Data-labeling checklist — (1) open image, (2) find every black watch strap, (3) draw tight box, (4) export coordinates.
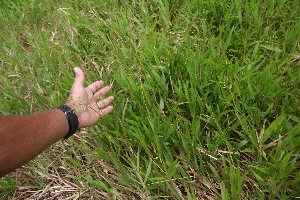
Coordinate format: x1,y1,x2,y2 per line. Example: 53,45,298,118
57,105,79,139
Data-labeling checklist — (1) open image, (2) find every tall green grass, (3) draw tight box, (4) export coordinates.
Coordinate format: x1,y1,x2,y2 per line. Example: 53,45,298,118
0,0,299,199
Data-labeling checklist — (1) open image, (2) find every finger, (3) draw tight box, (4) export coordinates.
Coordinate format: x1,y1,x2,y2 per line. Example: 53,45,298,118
99,106,114,116
86,80,104,94
96,96,114,109
94,86,111,100
72,67,85,88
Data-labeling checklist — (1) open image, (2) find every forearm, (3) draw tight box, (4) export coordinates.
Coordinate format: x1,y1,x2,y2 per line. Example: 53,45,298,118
0,109,69,177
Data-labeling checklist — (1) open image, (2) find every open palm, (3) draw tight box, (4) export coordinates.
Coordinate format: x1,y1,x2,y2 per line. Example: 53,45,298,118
66,67,114,128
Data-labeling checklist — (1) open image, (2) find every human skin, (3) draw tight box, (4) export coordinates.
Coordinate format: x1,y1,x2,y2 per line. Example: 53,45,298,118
0,67,114,177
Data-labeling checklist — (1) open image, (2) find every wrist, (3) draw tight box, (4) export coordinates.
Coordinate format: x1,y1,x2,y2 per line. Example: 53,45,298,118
57,104,79,139
65,101,83,128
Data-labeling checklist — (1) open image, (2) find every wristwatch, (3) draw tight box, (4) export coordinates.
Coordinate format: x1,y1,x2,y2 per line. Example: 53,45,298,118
57,105,79,139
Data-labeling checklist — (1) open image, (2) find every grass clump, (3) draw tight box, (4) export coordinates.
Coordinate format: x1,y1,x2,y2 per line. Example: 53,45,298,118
0,0,299,199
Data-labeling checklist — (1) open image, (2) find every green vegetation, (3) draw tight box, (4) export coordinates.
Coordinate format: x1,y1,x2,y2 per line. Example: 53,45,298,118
0,0,299,199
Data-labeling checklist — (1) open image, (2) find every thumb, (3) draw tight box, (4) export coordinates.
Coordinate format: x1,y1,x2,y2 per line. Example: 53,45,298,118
72,67,85,88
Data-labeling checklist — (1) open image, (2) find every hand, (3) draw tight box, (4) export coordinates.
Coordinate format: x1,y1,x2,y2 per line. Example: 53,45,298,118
65,67,114,128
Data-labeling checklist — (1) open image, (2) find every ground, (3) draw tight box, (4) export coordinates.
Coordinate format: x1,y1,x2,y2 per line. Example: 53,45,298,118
0,0,300,199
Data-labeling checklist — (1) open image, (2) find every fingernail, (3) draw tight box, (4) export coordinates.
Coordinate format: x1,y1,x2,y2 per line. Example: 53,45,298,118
74,67,79,72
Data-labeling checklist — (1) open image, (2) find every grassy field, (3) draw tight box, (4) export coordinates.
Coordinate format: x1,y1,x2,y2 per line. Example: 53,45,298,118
0,0,299,199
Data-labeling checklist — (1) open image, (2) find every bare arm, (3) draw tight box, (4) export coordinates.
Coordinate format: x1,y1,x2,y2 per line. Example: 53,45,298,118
0,110,70,176
0,67,114,177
